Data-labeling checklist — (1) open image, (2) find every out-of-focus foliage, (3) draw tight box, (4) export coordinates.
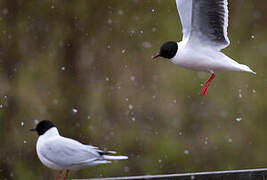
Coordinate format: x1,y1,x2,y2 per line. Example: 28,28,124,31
0,0,267,179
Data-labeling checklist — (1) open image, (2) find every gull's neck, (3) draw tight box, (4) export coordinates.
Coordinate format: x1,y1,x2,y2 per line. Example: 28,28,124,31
41,127,60,138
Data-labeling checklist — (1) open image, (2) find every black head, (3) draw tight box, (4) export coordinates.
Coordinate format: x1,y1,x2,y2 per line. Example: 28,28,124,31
30,120,55,136
153,41,178,59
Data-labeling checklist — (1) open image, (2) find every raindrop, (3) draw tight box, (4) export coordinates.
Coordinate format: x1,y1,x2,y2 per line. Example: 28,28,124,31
129,29,136,36
107,18,113,25
53,99,58,105
238,89,242,98
204,137,209,144
58,41,63,47
118,9,124,15
130,76,135,81
2,8,8,15
184,149,189,155
142,41,152,48
72,108,78,114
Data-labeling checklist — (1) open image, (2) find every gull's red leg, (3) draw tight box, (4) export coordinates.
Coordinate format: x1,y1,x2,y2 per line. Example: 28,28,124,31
62,170,70,180
201,74,215,96
55,170,63,180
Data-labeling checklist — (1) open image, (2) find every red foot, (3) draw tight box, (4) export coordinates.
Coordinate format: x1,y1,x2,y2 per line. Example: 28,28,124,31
55,170,62,180
201,74,215,96
62,170,70,180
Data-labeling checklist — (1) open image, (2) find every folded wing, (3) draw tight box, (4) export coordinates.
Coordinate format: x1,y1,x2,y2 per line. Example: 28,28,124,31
39,137,101,167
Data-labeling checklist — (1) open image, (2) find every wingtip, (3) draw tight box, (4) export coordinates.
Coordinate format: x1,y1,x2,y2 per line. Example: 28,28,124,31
103,155,128,160
107,150,117,154
120,156,128,160
114,155,128,160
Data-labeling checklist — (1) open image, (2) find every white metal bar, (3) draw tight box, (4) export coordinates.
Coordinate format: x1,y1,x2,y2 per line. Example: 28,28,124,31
73,167,267,180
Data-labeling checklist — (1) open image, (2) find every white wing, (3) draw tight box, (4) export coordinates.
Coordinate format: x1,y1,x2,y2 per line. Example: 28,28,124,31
39,137,101,167
176,0,230,50
176,0,193,41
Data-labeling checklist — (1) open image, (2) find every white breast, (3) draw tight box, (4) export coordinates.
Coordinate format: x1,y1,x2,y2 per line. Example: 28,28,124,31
36,128,64,170
37,138,64,170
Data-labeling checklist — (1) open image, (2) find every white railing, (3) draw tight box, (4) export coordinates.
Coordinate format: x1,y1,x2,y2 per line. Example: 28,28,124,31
74,168,267,180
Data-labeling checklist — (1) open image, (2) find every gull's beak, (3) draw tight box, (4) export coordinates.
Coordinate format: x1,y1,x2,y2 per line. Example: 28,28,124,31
30,128,36,132
152,53,161,59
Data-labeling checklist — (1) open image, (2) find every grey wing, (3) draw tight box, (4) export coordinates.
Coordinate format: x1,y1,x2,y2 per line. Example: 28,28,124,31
175,0,193,41
39,137,100,166
188,0,230,50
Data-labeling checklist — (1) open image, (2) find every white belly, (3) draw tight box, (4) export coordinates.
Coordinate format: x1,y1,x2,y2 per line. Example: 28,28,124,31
170,43,252,73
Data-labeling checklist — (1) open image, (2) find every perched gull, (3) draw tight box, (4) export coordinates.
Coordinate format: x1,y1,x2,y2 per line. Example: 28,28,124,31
153,0,255,96
30,120,128,180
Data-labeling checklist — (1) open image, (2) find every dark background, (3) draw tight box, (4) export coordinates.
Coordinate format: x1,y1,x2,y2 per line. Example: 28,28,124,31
0,0,267,179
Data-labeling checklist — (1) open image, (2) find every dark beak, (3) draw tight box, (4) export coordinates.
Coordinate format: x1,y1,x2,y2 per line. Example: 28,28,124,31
30,128,36,131
152,53,161,59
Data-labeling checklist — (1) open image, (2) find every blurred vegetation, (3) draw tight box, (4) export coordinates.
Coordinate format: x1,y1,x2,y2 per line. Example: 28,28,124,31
0,0,267,179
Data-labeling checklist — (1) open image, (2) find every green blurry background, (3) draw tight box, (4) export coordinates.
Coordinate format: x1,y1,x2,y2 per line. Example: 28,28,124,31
0,0,266,179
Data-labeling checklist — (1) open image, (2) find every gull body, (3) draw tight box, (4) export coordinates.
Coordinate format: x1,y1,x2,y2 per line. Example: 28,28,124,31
31,120,127,179
153,0,255,95
173,40,253,73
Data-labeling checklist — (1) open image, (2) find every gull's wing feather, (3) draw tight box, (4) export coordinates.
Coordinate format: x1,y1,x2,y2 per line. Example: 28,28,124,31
175,0,193,41
39,137,101,166
188,0,230,50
